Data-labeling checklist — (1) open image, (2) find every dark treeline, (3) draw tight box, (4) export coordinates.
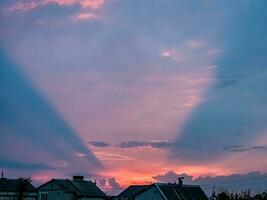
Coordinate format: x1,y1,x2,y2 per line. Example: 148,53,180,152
210,189,267,200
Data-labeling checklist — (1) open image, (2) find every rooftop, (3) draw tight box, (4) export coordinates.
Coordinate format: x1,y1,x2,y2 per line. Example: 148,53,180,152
0,178,36,192
117,185,149,198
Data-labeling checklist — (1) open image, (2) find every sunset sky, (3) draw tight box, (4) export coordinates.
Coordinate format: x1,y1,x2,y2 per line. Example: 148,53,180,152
1,0,267,194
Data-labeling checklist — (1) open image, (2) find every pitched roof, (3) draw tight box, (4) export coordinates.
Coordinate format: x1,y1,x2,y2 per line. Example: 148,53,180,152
135,183,209,200
176,185,208,200
53,179,78,193
71,179,106,197
38,179,106,197
117,185,149,198
0,178,36,192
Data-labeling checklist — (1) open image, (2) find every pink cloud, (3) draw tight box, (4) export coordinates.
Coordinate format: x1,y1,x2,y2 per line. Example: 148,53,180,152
6,1,40,12
79,0,105,9
5,0,105,12
73,11,100,21
160,49,185,62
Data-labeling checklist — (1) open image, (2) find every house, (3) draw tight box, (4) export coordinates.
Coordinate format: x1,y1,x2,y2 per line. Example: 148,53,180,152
37,176,106,200
134,180,209,200
116,185,149,200
0,176,37,200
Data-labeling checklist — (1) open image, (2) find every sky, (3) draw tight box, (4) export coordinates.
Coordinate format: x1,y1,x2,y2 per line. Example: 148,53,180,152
0,0,267,195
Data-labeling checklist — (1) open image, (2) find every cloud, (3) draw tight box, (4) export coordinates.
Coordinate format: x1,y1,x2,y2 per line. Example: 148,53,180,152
108,177,120,188
118,141,148,148
153,171,193,183
87,140,182,149
118,140,181,149
160,49,185,62
5,0,106,12
95,151,134,161
152,171,267,195
88,141,110,147
73,11,99,21
223,145,267,152
104,177,123,195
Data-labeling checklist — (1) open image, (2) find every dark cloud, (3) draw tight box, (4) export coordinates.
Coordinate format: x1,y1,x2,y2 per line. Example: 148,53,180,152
86,140,182,149
104,177,123,195
153,171,193,184
153,171,267,195
88,141,110,148
252,145,267,150
223,145,267,152
119,141,148,148
108,177,120,188
118,140,180,149
223,145,251,152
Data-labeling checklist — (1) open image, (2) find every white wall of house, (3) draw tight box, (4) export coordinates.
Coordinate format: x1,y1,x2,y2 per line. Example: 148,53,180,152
135,185,164,200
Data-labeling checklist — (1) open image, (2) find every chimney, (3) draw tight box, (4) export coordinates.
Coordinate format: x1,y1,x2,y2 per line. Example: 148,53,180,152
73,176,84,181
178,177,184,188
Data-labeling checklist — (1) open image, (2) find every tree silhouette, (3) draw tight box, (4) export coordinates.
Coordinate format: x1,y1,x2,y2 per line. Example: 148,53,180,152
17,176,32,200
211,189,267,200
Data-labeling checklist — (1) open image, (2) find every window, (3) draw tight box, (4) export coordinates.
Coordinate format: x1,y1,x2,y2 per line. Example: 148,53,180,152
40,193,48,200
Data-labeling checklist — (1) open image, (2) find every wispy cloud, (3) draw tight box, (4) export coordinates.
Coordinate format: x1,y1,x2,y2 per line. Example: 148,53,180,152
118,140,180,149
5,0,106,12
73,11,99,21
88,140,110,147
88,140,182,149
94,151,135,161
223,145,267,152
160,49,185,62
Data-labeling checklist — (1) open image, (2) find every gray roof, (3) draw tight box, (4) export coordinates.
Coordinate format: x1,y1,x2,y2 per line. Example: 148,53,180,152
53,179,78,193
71,179,106,197
117,185,149,198
38,179,106,197
0,178,36,192
136,183,209,200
